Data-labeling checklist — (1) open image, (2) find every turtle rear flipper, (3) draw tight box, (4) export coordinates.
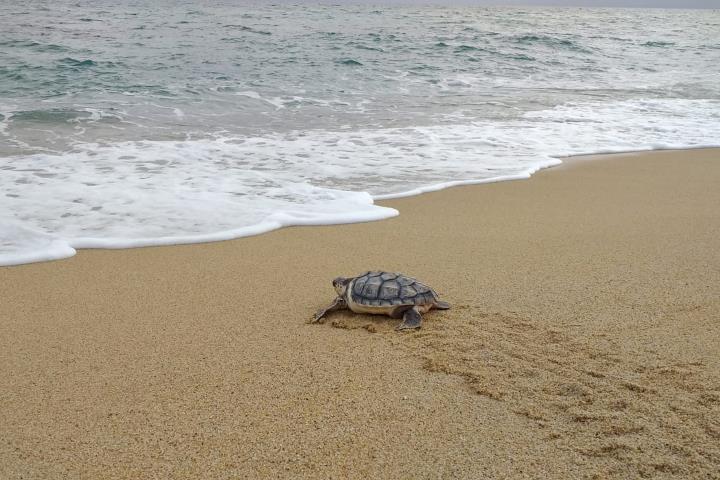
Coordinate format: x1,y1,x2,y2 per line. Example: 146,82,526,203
434,300,450,310
396,306,422,330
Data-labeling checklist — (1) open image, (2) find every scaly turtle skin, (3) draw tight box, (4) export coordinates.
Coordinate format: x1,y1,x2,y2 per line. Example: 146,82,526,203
312,271,450,330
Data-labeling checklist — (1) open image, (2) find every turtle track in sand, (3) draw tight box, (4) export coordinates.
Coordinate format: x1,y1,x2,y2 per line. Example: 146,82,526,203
331,308,720,479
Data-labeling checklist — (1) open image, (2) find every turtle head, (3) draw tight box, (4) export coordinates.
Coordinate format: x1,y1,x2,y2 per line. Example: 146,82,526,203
332,277,351,297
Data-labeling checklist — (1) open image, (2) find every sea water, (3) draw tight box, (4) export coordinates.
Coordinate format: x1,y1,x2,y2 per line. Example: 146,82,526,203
1,1,719,265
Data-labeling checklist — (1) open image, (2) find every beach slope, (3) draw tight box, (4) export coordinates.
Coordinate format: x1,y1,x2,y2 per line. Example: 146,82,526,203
1,149,719,479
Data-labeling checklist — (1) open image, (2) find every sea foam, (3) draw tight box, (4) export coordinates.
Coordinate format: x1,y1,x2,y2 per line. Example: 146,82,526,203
1,98,718,266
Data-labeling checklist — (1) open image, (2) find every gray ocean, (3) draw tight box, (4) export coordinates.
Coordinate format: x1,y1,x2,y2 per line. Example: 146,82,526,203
1,1,719,265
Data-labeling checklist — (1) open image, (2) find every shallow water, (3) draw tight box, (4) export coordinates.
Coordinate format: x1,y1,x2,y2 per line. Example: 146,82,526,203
1,1,719,265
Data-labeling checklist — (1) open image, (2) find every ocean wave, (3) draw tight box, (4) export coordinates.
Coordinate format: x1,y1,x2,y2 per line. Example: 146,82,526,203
513,34,592,53
337,58,363,66
454,45,481,52
63,58,94,67
642,41,675,47
0,39,71,52
348,42,385,52
10,108,87,123
7,107,123,124
223,25,272,35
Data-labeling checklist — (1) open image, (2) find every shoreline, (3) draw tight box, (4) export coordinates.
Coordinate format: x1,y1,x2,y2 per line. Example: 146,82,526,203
1,148,719,479
2,146,718,269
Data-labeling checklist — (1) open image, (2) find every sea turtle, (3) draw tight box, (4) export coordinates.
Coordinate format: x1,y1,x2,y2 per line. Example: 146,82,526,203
312,271,450,330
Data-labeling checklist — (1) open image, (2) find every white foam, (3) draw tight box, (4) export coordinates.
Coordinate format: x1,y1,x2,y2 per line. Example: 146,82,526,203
235,91,355,111
1,98,719,266
236,91,286,109
0,221,76,266
0,104,15,136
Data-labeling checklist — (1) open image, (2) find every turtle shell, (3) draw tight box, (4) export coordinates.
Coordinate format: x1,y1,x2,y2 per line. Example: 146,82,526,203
350,271,438,307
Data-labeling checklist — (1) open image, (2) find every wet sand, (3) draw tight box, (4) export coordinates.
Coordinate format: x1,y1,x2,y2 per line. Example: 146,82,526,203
1,148,719,479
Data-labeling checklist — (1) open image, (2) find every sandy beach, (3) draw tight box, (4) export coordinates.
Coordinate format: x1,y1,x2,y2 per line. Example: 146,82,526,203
1,148,719,479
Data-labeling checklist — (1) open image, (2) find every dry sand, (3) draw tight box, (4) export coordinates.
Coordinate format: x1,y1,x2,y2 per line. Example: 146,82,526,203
1,148,719,479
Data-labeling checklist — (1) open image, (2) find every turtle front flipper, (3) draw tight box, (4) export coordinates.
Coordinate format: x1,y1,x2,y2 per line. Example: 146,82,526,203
396,306,423,330
311,297,347,323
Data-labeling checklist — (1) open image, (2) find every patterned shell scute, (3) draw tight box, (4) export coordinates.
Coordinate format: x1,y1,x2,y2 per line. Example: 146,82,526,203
351,271,438,307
